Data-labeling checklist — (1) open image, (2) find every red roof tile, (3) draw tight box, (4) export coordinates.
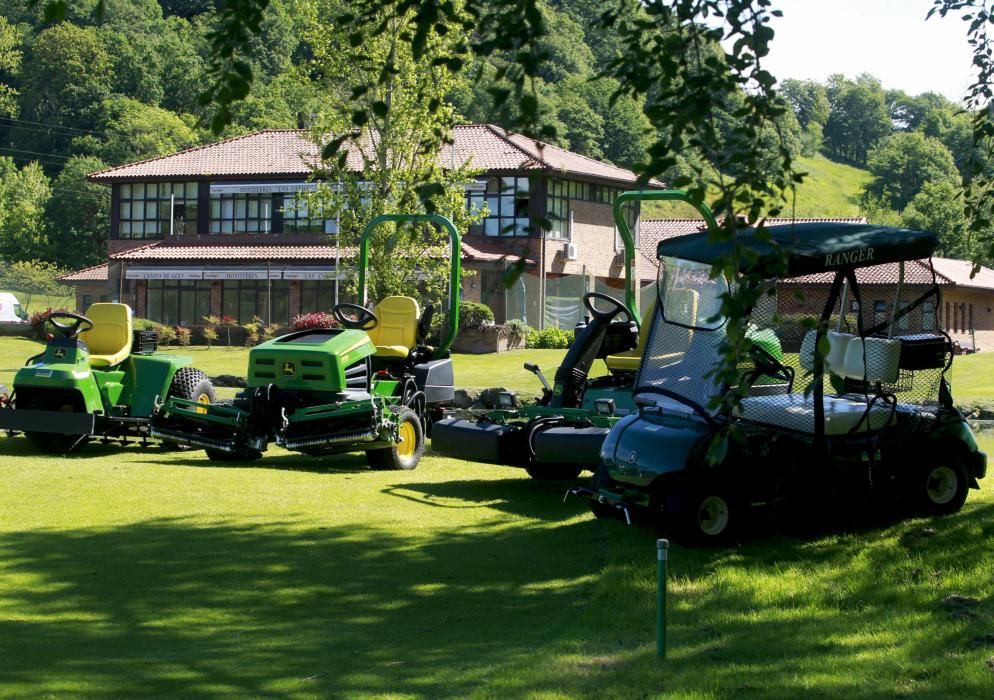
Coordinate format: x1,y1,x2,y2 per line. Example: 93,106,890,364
89,125,658,187
461,237,536,265
930,256,994,290
60,262,109,282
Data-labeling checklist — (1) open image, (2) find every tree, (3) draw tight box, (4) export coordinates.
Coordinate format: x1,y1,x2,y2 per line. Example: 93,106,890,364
863,131,960,211
45,155,110,268
0,16,22,118
0,159,51,262
304,0,480,308
73,97,199,166
780,78,829,130
0,258,71,310
823,73,892,164
902,180,971,259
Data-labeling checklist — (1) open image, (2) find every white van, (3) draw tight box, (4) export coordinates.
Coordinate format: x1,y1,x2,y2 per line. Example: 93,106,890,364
0,292,27,323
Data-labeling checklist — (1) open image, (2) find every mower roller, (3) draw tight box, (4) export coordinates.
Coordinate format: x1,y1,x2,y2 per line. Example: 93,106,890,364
0,303,214,453
430,190,736,480
149,214,461,469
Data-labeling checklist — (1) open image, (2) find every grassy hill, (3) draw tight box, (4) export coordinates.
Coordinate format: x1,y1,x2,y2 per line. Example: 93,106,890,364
643,154,872,219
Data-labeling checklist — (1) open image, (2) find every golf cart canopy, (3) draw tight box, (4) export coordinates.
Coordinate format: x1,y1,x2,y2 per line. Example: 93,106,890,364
656,222,938,277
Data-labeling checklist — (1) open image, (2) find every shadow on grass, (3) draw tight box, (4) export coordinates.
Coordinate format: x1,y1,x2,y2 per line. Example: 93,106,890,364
159,451,373,475
0,515,610,696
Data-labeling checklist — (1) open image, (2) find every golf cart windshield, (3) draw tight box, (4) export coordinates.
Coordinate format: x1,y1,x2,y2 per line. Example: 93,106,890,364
633,257,729,414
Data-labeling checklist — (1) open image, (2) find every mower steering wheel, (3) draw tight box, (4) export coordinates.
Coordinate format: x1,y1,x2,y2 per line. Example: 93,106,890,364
333,303,379,331
582,292,633,323
46,312,94,339
748,343,794,386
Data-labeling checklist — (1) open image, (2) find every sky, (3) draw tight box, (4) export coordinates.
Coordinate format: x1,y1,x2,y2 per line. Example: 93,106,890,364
762,0,975,102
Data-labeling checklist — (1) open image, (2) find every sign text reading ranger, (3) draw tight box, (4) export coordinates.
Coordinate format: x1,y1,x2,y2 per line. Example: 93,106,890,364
825,247,874,267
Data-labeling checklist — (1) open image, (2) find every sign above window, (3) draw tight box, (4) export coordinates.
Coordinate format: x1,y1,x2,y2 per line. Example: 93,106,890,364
209,182,323,195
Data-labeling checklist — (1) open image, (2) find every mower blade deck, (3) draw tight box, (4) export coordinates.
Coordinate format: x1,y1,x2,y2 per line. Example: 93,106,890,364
0,408,96,436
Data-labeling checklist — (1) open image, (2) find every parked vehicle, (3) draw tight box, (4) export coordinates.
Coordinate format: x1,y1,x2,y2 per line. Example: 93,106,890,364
0,303,214,452
571,219,987,542
0,292,27,323
150,214,462,469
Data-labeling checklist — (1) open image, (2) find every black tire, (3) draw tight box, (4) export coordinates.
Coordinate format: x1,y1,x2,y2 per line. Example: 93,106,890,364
675,489,738,545
525,462,583,480
588,463,623,520
168,367,216,405
367,406,424,470
909,461,969,517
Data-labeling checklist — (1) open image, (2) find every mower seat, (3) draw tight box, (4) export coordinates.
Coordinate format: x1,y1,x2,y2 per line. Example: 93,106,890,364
367,296,420,359
80,303,133,368
605,299,657,373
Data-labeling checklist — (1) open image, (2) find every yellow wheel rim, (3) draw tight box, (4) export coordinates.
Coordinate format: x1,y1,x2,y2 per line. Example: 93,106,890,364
195,393,210,415
397,420,417,459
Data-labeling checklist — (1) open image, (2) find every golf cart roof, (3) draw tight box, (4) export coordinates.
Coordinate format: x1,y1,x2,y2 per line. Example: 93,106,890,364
656,222,938,277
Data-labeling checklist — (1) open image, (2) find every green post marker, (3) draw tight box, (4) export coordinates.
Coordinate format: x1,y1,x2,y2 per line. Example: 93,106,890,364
657,538,669,659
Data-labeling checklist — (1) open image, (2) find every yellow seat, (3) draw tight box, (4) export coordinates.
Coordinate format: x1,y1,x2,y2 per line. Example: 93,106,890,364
367,296,420,359
605,300,656,373
80,303,133,368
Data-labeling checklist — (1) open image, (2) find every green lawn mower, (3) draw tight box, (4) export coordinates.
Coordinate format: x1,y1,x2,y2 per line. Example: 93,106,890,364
150,214,461,469
0,303,214,453
571,217,987,542
431,190,744,480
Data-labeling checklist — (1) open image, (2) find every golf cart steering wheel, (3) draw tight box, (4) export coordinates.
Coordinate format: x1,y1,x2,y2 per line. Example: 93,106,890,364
582,292,633,323
333,303,379,331
46,312,94,339
747,343,794,387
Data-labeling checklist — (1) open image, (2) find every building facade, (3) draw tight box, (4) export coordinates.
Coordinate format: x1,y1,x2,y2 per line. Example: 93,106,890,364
64,125,662,330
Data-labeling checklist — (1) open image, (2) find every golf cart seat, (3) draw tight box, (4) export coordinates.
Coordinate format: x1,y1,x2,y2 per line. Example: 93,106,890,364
80,303,133,368
605,299,658,373
368,296,420,359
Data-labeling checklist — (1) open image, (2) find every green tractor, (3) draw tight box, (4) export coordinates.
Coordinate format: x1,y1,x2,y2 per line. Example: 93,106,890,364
0,303,214,452
430,190,767,480
150,214,461,469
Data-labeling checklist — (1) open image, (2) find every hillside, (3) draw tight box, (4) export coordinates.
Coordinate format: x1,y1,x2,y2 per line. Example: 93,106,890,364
643,154,871,220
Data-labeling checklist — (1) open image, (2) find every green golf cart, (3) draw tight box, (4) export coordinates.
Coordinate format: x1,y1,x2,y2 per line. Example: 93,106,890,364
0,303,214,452
150,214,461,469
572,219,987,542
430,190,771,480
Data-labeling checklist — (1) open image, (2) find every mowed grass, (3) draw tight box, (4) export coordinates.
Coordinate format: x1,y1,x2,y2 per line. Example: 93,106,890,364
1,336,993,696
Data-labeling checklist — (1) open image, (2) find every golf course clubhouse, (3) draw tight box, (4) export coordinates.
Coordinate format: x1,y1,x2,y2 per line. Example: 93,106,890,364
64,125,663,330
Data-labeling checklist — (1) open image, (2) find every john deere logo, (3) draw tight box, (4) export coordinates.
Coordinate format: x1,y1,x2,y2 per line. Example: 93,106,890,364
281,361,296,377
627,450,638,464
54,348,66,359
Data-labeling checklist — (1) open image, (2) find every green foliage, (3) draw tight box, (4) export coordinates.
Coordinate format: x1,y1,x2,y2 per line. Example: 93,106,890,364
823,73,891,165
902,180,971,258
174,325,192,346
525,326,573,349
74,97,199,166
45,156,110,268
0,17,22,118
0,162,52,262
863,131,960,211
0,260,71,312
458,301,494,330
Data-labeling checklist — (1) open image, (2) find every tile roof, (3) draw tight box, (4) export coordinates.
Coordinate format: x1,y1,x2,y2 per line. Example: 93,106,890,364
930,256,994,290
787,259,939,286
59,262,109,281
639,217,869,267
106,240,533,265
89,125,658,187
461,237,536,265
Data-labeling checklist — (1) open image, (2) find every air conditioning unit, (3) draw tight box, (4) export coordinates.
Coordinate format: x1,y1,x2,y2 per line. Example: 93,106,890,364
565,242,579,260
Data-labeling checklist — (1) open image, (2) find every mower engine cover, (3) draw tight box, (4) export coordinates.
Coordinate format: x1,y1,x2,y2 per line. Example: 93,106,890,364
247,328,376,393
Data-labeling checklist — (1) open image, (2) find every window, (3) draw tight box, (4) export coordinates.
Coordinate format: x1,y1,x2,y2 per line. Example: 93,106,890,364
897,301,910,331
299,280,336,314
119,182,199,239
467,176,531,237
222,280,290,324
210,193,273,234
281,195,338,234
146,280,212,326
81,294,93,310
922,301,937,330
873,300,887,326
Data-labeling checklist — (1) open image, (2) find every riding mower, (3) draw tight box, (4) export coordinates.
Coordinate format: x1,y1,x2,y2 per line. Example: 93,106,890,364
571,215,987,543
0,303,214,453
429,190,774,480
149,214,461,469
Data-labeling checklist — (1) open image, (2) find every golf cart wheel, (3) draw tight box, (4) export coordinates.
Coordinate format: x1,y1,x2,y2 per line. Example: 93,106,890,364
910,461,969,517
525,462,583,481
168,368,216,405
367,406,424,470
676,490,738,545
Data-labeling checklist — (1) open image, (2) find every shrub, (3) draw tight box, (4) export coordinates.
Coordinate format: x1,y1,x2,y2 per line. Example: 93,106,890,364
242,316,262,346
201,315,220,348
525,326,574,349
155,323,177,345
220,314,238,346
504,319,531,349
290,312,337,331
459,301,494,330
29,307,71,340
175,326,192,347
132,317,157,331
261,322,282,342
